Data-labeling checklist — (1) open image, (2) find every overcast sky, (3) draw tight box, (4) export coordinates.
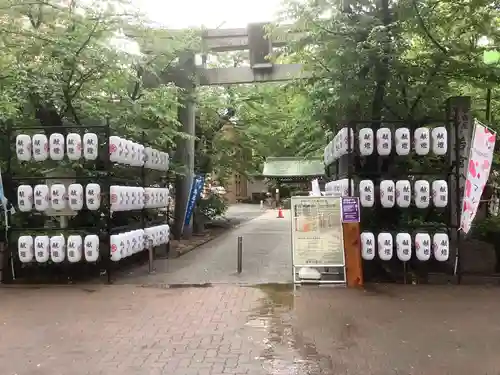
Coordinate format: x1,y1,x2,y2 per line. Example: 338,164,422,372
135,0,283,28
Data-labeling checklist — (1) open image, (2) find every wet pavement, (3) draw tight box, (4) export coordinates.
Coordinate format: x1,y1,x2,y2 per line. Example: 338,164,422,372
1,283,500,375
3,206,500,374
118,208,292,285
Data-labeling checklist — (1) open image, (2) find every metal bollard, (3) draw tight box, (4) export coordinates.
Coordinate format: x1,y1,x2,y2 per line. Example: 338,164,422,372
237,236,243,274
148,239,155,274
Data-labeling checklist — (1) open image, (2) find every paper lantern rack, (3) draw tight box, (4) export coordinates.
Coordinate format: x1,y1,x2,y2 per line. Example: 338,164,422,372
322,118,462,282
4,121,172,283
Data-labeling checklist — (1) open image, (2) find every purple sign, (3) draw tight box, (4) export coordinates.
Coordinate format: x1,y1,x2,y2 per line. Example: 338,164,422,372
341,197,360,223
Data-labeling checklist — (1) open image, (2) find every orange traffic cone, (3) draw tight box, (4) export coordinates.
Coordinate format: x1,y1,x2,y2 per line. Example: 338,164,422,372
277,207,284,218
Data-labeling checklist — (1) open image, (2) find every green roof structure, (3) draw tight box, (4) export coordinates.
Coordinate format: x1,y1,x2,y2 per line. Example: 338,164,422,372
262,157,325,180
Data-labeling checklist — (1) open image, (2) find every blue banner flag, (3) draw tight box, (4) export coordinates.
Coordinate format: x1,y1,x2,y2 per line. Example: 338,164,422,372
183,174,205,232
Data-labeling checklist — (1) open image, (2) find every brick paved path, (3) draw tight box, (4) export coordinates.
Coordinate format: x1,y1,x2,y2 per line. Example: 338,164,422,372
2,284,500,375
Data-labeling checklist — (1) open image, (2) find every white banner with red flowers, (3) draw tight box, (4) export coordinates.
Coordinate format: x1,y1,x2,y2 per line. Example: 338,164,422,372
460,120,496,234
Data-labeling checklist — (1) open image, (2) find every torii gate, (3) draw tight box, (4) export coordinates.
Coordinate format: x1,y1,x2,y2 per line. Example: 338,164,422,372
145,22,362,287
154,23,307,239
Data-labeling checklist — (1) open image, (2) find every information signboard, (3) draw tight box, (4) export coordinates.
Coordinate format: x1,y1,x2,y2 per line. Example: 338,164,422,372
341,197,360,223
291,196,345,284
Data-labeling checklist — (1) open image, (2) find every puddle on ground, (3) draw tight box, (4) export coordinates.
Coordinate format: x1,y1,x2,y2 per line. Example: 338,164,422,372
246,283,335,375
139,283,213,289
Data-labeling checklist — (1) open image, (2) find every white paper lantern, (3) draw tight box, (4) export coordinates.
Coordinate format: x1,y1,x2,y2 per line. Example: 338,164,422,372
109,136,122,163
110,234,123,262
126,231,134,257
85,183,101,211
433,233,449,262
378,232,393,261
148,188,157,208
154,226,161,246
66,133,82,161
158,152,166,171
129,143,137,166
159,225,169,245
414,180,430,209
338,127,354,156
331,133,339,161
396,233,412,262
137,187,145,209
50,235,66,263
432,180,448,208
110,234,121,261
67,235,83,263
415,233,431,261
380,180,395,208
136,229,145,252
129,188,137,210
360,232,375,260
160,188,168,207
135,144,143,167
358,128,374,156
34,235,50,263
431,127,448,155
339,179,355,196
32,134,49,161
395,128,411,156
134,187,142,210
49,133,65,161
160,152,170,171
414,127,430,155
138,144,146,167
120,232,129,258
135,230,144,253
50,184,66,211
143,187,151,207
83,133,99,160
324,141,332,165
376,128,392,156
165,225,171,244
122,186,131,211
122,139,132,165
68,183,84,211
144,227,155,247
84,234,99,262
359,180,375,207
144,147,153,168
18,235,34,263
17,185,33,212
337,128,346,156
33,184,50,211
128,230,138,254
110,185,122,211
16,134,31,161
395,180,411,208
151,149,160,169
333,181,342,198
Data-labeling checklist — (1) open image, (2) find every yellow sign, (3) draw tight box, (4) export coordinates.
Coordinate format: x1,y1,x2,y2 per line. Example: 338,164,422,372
291,196,344,266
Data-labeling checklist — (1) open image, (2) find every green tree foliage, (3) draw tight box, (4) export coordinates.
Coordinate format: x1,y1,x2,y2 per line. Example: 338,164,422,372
196,82,323,181
0,0,197,233
279,0,500,126
0,0,189,148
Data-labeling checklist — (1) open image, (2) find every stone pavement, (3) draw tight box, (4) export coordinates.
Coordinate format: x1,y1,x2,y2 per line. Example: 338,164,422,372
2,284,500,375
119,208,292,285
